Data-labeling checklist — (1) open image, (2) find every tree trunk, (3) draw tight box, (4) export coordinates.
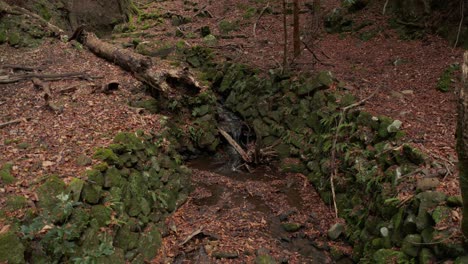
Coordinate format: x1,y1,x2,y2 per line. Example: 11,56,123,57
458,51,468,239
293,0,301,57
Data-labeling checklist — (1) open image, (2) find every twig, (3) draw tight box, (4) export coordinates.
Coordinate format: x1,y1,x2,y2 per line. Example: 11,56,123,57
179,226,204,246
454,0,464,49
329,89,379,218
382,0,389,15
253,2,270,39
0,118,29,129
302,40,333,66
1,64,38,72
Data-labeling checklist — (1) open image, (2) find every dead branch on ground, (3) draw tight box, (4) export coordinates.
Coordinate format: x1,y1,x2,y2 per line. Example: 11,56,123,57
31,78,62,112
219,128,252,163
0,72,95,84
0,117,30,129
253,2,270,39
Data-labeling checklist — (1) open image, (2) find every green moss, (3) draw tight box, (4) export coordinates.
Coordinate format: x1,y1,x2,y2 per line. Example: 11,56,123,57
437,64,458,92
7,31,20,46
94,148,121,166
113,132,145,151
34,2,52,21
6,195,28,210
219,20,239,34
36,176,66,211
90,205,112,227
0,163,15,184
0,231,25,264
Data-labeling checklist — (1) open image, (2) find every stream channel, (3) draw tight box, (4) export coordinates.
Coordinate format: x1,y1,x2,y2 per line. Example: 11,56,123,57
161,108,350,263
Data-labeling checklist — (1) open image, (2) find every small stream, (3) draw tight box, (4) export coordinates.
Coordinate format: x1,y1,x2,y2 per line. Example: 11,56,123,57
184,155,332,263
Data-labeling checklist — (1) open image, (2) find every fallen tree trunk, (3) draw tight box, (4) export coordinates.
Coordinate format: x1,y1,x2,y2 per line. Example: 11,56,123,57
76,30,204,99
218,128,252,163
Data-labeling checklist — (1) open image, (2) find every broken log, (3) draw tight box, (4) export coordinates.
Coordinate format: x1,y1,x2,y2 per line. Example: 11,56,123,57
74,29,203,99
218,128,252,163
0,118,29,129
31,78,62,112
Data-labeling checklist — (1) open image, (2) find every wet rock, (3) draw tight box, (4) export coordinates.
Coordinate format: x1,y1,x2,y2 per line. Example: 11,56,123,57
401,234,422,257
212,251,239,259
328,223,345,240
416,177,440,191
281,223,302,232
0,230,25,264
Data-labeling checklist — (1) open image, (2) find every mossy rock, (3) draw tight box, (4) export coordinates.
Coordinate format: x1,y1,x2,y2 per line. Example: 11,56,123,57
81,183,102,204
94,148,122,167
372,249,408,264
76,154,92,166
90,204,112,227
137,223,162,260
431,206,451,224
68,207,91,240
86,169,105,186
402,144,426,165
0,162,15,184
104,166,124,188
0,230,25,264
115,226,140,251
419,248,435,264
281,223,302,232
401,234,422,257
96,247,125,264
36,176,66,211
68,177,85,202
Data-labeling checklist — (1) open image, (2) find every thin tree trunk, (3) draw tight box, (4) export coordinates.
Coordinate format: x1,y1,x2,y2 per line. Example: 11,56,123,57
282,0,288,69
458,51,468,239
293,0,301,57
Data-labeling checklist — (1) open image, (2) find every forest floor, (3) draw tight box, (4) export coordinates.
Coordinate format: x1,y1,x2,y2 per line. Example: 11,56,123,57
0,0,465,263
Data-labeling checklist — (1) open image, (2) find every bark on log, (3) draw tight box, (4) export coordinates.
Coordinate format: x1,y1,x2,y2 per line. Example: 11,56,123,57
77,30,203,99
458,51,468,239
